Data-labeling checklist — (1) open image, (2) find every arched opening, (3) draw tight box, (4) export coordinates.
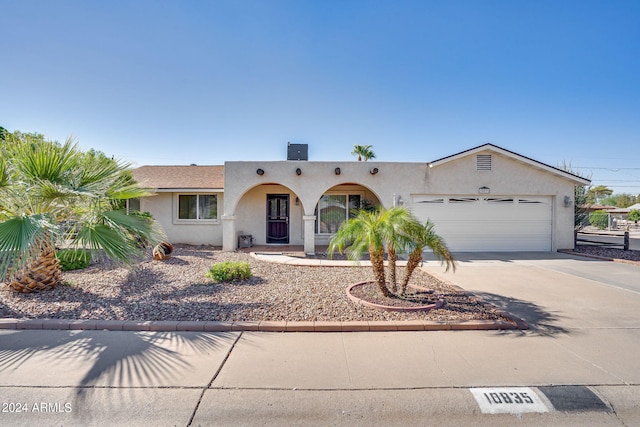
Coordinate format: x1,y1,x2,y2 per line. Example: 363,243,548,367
313,183,382,246
234,182,302,246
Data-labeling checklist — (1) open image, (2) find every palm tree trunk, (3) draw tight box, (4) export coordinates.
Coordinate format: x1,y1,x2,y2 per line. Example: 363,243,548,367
369,247,390,297
400,248,422,295
387,246,397,293
8,245,61,293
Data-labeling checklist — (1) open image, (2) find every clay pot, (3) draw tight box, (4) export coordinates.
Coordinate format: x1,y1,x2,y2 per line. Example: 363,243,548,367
153,242,174,260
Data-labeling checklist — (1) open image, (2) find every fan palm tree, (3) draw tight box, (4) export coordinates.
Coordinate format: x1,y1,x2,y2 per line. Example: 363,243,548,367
351,144,376,161
0,133,165,292
399,219,455,295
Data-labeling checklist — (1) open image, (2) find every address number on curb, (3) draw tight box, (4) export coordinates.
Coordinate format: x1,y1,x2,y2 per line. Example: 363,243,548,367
470,387,550,414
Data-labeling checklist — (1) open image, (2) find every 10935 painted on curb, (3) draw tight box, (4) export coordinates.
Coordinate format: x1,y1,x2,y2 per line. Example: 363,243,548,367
2,402,72,413
483,391,535,405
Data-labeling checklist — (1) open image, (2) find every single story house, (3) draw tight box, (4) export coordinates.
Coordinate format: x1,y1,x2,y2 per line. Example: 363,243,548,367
131,143,590,254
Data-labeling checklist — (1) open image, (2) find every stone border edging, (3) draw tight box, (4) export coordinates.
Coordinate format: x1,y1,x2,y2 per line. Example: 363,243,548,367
0,317,521,332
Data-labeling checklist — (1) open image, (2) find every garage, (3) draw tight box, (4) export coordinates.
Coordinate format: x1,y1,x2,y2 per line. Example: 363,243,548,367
411,195,553,252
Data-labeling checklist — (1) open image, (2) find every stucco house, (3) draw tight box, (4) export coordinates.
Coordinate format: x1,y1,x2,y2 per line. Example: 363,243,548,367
131,143,590,254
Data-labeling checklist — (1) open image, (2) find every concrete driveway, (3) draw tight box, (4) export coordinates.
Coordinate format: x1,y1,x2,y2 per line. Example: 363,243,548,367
422,251,640,330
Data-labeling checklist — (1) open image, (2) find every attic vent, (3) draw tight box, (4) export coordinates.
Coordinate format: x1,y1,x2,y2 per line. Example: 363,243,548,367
476,154,492,171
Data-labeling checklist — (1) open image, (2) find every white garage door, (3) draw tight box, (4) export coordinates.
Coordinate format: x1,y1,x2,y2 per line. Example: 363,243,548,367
411,196,553,252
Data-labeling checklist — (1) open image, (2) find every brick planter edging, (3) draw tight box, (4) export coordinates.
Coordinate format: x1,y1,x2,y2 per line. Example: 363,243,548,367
0,317,523,332
346,281,444,312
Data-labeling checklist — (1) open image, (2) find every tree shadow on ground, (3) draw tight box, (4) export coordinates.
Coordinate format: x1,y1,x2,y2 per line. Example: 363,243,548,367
472,291,570,336
0,329,237,413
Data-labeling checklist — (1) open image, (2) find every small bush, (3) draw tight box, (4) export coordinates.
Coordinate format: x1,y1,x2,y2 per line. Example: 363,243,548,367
589,210,609,230
206,261,252,282
56,249,91,271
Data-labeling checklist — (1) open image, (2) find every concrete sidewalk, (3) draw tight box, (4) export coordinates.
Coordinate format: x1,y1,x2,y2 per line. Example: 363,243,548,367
1,252,639,425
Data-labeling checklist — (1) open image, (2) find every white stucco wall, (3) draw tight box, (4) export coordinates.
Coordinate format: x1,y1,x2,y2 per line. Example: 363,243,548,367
140,192,224,246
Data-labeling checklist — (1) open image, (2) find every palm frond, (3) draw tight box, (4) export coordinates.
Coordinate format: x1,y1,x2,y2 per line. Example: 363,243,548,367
0,214,57,280
417,220,456,272
102,209,165,245
0,156,9,188
13,137,80,183
74,223,138,263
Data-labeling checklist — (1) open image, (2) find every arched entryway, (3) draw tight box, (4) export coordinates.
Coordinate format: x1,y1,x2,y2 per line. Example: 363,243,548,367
313,183,382,247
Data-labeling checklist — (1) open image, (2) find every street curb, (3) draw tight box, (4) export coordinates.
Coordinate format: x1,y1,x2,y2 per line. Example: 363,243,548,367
0,317,523,332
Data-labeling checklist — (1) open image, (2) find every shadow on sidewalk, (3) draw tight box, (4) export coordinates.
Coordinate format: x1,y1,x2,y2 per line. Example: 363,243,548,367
0,329,235,410
473,291,570,336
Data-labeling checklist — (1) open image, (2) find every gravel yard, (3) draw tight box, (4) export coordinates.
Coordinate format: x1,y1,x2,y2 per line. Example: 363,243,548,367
570,244,640,263
1,245,513,323
3,244,634,324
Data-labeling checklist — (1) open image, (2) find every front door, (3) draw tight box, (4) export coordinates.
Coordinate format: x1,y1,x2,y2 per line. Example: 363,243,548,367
266,194,289,244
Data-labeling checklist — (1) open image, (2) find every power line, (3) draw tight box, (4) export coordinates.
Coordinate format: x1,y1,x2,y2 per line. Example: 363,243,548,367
576,167,640,170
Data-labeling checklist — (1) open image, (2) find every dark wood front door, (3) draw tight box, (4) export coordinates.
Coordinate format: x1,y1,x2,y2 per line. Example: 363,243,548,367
266,194,289,244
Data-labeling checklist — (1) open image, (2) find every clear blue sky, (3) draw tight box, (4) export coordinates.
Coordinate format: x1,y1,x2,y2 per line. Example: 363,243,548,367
2,0,639,194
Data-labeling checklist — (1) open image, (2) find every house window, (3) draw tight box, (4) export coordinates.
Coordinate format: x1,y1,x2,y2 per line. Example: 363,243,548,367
315,194,361,234
127,198,140,214
177,194,218,221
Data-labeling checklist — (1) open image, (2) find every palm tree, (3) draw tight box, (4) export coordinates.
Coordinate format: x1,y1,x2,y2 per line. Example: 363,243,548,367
328,206,455,298
328,206,414,297
351,144,376,161
0,133,165,292
399,220,455,295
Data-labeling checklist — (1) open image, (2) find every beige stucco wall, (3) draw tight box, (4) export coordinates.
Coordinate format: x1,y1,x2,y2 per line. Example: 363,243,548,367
422,150,578,249
140,192,224,246
223,161,422,251
235,184,305,246
223,152,580,251
138,149,582,250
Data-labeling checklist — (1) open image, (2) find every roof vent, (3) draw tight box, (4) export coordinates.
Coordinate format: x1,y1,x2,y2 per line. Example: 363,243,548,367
476,154,492,171
287,142,308,161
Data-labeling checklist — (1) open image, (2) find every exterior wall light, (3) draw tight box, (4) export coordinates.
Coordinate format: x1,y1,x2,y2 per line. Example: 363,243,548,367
335,167,341,175
256,169,264,175
564,195,572,207
370,167,379,175
296,168,302,176
478,186,490,194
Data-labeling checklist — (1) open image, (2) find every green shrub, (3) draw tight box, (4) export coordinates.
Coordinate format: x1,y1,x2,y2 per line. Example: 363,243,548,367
629,209,640,224
589,210,609,230
56,249,91,271
206,261,252,282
